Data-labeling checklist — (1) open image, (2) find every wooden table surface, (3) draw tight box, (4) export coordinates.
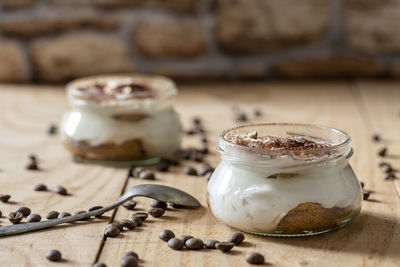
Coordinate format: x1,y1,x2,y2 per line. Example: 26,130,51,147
0,81,399,267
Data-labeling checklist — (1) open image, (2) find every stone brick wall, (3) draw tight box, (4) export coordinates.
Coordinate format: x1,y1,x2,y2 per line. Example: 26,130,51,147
0,0,399,83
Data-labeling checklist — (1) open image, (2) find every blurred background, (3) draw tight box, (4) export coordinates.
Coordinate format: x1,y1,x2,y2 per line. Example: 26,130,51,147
0,0,398,83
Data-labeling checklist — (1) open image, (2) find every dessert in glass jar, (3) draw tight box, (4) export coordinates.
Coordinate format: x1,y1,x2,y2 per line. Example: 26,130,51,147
61,74,182,164
207,123,362,237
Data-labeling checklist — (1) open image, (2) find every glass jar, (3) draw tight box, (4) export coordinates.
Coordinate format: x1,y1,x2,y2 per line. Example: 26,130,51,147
61,74,182,164
207,123,362,237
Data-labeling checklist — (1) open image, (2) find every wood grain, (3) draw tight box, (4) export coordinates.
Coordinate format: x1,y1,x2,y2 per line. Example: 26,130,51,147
0,82,399,267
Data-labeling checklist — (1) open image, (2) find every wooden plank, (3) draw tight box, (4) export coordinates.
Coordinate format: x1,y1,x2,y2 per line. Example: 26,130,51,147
98,82,400,267
0,85,128,266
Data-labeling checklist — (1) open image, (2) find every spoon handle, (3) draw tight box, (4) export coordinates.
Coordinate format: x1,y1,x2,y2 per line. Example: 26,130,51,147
0,197,131,237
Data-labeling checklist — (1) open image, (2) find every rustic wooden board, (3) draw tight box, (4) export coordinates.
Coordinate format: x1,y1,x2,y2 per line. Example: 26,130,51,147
0,82,399,267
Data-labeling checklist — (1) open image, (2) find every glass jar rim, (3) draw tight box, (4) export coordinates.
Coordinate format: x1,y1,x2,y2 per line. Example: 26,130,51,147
219,123,352,163
66,74,177,109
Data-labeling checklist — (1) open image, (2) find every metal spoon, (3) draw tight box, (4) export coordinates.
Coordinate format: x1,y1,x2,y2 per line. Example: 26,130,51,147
0,184,201,237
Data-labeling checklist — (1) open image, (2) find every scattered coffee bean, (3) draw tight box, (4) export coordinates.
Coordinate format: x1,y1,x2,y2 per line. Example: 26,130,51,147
129,217,143,226
157,160,170,172
58,212,71,219
178,235,193,243
199,164,214,176
0,210,2,217
88,205,104,217
133,167,145,177
192,117,201,125
132,212,148,221
47,124,58,135
198,147,209,154
381,164,394,173
8,211,23,224
204,171,213,181
363,190,371,200
139,171,156,180
0,194,11,203
148,208,165,217
26,154,40,171
227,232,245,245
104,225,120,237
46,210,59,220
159,229,175,241
360,181,365,188
53,186,68,196
246,252,265,265
204,240,219,249
122,200,137,210
16,207,31,217
184,166,197,176
170,203,185,209
236,113,248,122
74,210,89,220
120,219,137,230
93,263,107,267
34,183,48,191
384,173,397,180
372,133,381,142
107,222,123,231
46,249,62,262
150,200,167,210
123,251,139,260
120,255,138,267
216,242,234,252
199,136,208,144
254,109,262,117
189,151,203,162
27,213,41,223
378,147,387,157
185,238,203,250
168,238,184,250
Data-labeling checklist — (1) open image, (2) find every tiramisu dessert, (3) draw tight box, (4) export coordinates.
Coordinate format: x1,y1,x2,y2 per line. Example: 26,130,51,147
207,123,362,236
61,74,182,163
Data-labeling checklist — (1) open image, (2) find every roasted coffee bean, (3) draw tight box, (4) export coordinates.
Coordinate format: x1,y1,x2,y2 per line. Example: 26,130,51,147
148,208,165,218
204,171,213,181
123,251,139,260
16,207,31,217
192,117,201,125
139,171,156,180
189,151,203,162
204,240,219,249
254,109,262,117
378,147,387,157
74,210,89,220
178,149,191,159
185,129,196,135
120,219,137,230
363,190,371,200
360,182,365,188
133,167,145,177
227,232,245,245
184,166,197,176
58,212,71,219
26,154,40,171
0,194,11,203
185,238,203,250
53,186,68,196
216,242,234,252
372,133,381,142
236,113,248,122
34,183,48,191
132,212,148,221
199,136,208,144
0,210,2,217
46,210,59,220
381,164,394,173
47,124,58,135
198,147,209,154
199,164,214,176
8,212,23,224
122,200,137,210
246,252,265,265
93,262,107,267
107,222,123,231
170,203,185,209
46,249,62,262
27,213,41,223
104,225,120,237
384,173,397,180
168,238,184,250
129,217,143,226
159,229,175,241
157,160,170,172
150,200,167,210
379,161,390,168
88,205,104,217
178,235,193,243
120,255,138,267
